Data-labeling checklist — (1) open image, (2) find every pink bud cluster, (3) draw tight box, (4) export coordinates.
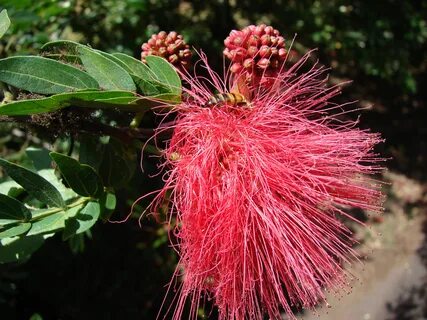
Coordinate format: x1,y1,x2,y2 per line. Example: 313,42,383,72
223,24,287,78
141,31,192,70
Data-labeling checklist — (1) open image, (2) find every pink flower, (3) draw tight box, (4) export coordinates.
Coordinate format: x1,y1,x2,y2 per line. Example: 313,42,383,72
151,43,383,319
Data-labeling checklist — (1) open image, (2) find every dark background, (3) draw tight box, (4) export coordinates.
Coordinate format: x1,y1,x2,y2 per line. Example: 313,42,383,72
0,1,426,319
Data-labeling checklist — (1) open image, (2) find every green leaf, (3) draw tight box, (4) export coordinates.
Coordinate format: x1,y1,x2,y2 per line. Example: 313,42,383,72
26,147,53,171
78,46,136,91
98,138,137,189
145,55,181,95
40,40,84,63
112,53,167,95
96,50,131,71
27,204,83,236
0,56,99,94
0,179,23,197
50,152,103,198
0,223,31,239
0,158,65,208
29,313,44,320
37,169,78,202
0,9,11,39
63,201,100,240
0,235,45,264
79,135,104,171
99,191,116,221
0,90,137,115
0,193,31,225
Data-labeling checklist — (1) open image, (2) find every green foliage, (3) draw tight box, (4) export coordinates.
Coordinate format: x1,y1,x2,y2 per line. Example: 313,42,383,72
98,138,137,189
0,193,31,225
0,9,10,39
49,152,103,198
0,158,65,208
78,46,136,91
0,91,142,115
0,147,120,264
145,55,182,96
0,56,99,94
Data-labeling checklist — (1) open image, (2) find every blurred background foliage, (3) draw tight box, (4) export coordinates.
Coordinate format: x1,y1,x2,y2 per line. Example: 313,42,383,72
0,0,426,319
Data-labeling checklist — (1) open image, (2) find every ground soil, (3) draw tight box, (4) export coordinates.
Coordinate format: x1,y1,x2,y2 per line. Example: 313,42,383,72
301,210,427,320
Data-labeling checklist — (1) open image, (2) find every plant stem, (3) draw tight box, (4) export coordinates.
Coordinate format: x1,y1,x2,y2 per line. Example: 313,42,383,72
30,196,91,222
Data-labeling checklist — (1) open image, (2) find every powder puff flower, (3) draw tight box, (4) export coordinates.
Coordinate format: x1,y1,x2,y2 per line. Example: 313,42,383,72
149,26,383,320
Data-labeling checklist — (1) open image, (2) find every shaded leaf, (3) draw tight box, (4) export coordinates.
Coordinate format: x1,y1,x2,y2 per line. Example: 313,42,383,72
0,235,45,264
26,147,53,171
78,46,136,91
37,169,78,202
99,191,116,221
98,138,137,189
0,56,99,94
0,158,65,208
79,135,105,171
0,9,11,39
50,152,103,197
0,193,31,225
0,223,31,239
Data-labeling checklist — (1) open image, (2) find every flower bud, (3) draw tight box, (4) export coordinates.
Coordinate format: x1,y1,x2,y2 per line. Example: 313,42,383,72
141,30,192,71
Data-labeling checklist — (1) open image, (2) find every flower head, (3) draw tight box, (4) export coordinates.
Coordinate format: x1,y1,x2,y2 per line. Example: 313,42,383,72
141,31,192,71
223,24,287,87
151,27,383,320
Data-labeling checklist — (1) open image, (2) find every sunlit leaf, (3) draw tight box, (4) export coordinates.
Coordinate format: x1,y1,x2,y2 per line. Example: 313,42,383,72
0,56,99,94
0,223,31,239
78,46,136,91
27,204,83,236
145,55,181,95
63,201,100,240
0,9,11,39
0,90,137,115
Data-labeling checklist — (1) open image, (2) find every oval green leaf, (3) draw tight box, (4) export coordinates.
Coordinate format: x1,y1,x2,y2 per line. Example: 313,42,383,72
50,152,103,198
0,223,32,239
63,201,100,240
27,204,83,236
40,39,84,63
112,53,166,95
0,9,11,39
0,158,65,208
99,191,116,221
0,56,99,94
26,147,53,171
78,46,136,91
98,138,137,189
145,55,181,95
0,193,31,225
0,90,137,115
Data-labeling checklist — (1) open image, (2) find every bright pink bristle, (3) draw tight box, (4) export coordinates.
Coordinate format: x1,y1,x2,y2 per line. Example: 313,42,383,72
152,48,383,320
